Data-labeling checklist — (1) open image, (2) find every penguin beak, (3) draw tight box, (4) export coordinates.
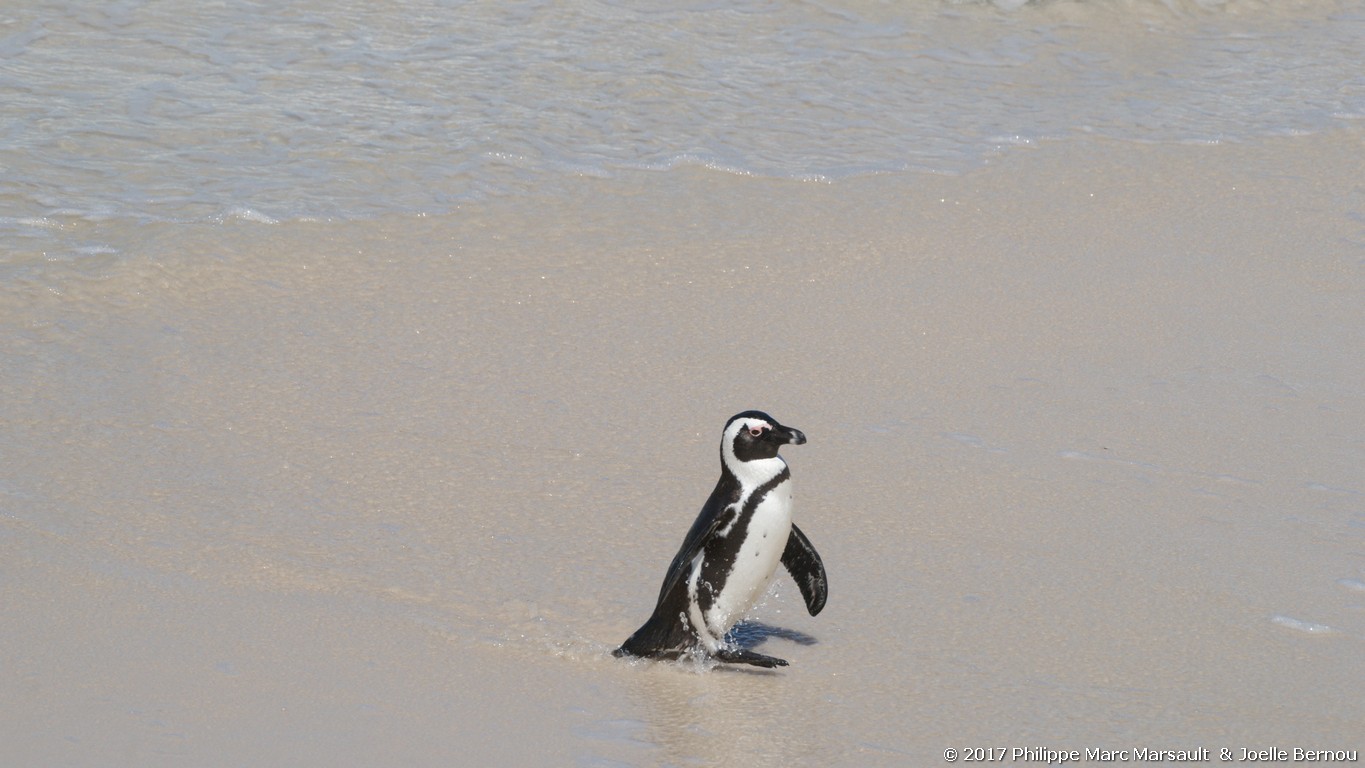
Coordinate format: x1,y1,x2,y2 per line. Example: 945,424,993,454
781,426,807,446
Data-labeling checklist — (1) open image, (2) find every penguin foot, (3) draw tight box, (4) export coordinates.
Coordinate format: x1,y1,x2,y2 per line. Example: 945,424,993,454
714,648,789,668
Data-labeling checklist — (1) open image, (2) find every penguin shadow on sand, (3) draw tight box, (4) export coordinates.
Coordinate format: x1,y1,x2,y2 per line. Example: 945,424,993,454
699,621,819,675
725,621,818,651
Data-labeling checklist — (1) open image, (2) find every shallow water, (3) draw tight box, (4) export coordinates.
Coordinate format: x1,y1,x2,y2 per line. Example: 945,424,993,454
2,0,1364,764
2,0,1362,251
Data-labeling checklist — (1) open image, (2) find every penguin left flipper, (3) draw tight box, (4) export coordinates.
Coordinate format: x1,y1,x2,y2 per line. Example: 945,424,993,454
715,648,789,668
782,523,828,616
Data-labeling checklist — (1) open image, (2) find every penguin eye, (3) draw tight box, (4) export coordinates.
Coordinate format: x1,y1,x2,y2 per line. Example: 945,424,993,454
748,426,766,438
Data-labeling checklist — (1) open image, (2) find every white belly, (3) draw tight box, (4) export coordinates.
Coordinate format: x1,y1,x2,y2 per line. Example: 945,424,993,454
703,482,794,641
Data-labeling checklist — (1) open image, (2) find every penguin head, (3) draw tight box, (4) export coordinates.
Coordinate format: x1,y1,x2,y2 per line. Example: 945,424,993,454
723,410,807,464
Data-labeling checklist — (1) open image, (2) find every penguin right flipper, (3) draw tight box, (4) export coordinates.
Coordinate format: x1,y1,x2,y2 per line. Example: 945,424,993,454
618,499,739,660
782,523,828,616
715,648,789,668
653,501,738,607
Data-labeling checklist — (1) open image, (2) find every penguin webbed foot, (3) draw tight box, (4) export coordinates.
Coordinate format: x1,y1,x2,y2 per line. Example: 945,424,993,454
714,647,789,668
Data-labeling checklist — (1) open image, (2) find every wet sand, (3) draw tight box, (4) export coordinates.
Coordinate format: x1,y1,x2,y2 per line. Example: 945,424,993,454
3,128,1363,765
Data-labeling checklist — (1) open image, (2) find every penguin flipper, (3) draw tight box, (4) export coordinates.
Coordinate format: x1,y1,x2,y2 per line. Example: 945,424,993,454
782,523,828,616
715,647,789,668
654,501,737,607
619,489,740,662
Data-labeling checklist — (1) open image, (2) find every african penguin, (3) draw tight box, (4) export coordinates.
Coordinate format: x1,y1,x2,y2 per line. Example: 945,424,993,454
614,411,828,668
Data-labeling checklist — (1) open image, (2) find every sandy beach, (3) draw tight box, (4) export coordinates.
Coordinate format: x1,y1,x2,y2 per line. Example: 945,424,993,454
3,126,1363,764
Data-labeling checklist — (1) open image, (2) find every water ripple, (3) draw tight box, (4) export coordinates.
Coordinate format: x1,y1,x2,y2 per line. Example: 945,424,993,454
0,0,1360,238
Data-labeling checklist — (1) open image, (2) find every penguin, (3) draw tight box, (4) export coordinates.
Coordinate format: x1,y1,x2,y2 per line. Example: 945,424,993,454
614,410,828,668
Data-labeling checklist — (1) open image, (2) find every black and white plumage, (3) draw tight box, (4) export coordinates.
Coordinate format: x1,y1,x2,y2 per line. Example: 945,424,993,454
614,411,828,668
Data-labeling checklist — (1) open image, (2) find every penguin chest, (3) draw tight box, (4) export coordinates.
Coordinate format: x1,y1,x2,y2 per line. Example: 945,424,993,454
704,481,794,635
